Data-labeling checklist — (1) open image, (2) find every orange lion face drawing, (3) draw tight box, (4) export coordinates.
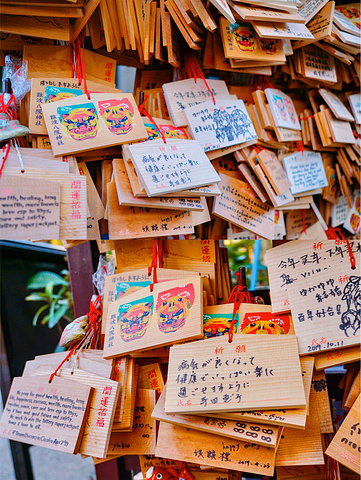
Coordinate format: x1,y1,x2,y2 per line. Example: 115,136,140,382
58,103,99,141
242,320,285,334
231,23,255,51
117,296,153,342
241,313,290,335
156,284,195,333
203,315,238,338
98,99,134,135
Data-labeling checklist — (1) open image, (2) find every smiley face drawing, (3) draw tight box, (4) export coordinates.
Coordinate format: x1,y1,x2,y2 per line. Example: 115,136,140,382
156,284,195,333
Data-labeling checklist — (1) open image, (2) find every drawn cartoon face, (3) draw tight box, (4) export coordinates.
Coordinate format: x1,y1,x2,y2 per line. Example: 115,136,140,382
231,24,255,51
58,103,99,141
274,96,287,121
350,213,360,232
156,284,195,333
242,320,285,334
203,316,237,338
260,39,277,55
98,99,134,135
117,299,153,342
284,98,296,123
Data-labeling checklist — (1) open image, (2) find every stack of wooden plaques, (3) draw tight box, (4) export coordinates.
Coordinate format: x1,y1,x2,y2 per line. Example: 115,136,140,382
0,0,360,242
1,239,359,477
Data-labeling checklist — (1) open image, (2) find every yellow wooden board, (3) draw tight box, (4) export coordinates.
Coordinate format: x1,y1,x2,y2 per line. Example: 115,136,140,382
165,335,306,414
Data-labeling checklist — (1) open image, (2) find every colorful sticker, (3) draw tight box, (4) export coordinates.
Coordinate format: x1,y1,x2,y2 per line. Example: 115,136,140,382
156,283,195,333
117,296,153,342
273,96,287,121
98,98,134,135
230,23,256,51
58,102,99,141
284,98,296,124
45,86,82,104
241,312,291,334
203,313,238,339
144,123,189,141
115,281,152,301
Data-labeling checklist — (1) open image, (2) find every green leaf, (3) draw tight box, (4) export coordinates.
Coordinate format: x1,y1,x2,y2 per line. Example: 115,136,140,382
48,304,69,328
25,293,48,302
45,282,54,300
41,313,51,325
32,304,49,326
27,271,68,290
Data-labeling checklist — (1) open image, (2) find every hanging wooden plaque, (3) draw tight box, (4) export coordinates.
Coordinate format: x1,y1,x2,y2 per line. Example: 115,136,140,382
165,334,306,414
183,99,258,152
256,149,292,196
325,394,361,474
212,173,275,240
288,259,361,355
266,240,360,314
104,276,203,359
0,374,92,454
42,93,147,156
282,151,328,195
126,139,220,196
162,78,230,127
264,89,301,131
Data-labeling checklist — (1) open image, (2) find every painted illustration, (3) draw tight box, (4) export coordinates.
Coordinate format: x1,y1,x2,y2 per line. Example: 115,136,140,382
339,276,360,337
98,98,134,135
213,107,253,143
350,213,360,232
115,281,151,301
144,123,189,141
230,23,256,51
338,6,360,20
203,313,238,338
284,98,297,124
273,96,287,121
260,39,277,55
44,86,81,104
355,195,360,214
241,313,291,334
58,102,99,141
156,283,195,333
117,296,153,342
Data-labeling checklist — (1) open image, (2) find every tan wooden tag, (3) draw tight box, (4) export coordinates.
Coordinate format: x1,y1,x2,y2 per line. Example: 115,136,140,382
155,420,276,476
298,0,329,23
282,151,328,195
112,357,135,427
107,182,195,239
325,394,361,474
212,173,275,240
230,3,305,23
152,384,280,447
104,276,203,359
253,21,314,41
275,389,324,466
0,175,60,240
257,149,292,196
107,389,156,456
238,304,295,335
288,259,361,356
138,363,165,395
314,345,361,370
203,304,240,339
311,369,333,433
42,93,147,157
126,139,220,196
111,356,129,424
277,465,326,479
301,45,337,83
265,240,360,314
77,161,105,222
183,99,257,152
165,335,306,414
162,78,230,127
264,89,301,131
139,454,179,477
0,374,92,454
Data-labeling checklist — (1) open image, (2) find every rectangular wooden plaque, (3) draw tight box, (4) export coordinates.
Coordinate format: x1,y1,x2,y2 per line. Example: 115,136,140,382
165,334,306,414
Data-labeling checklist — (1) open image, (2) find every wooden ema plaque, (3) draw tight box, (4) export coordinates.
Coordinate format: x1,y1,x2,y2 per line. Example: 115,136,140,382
265,240,360,314
104,276,203,359
126,139,220,196
183,99,257,152
154,420,276,476
162,78,230,127
152,384,280,447
165,335,306,415
212,173,275,240
42,93,147,156
0,374,92,454
288,258,361,356
282,151,328,195
0,176,60,240
256,149,292,196
311,369,333,434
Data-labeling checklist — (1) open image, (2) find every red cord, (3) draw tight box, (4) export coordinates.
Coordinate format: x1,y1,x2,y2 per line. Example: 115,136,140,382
148,239,163,291
138,96,166,144
227,272,256,343
183,50,215,105
325,228,356,270
72,30,90,100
